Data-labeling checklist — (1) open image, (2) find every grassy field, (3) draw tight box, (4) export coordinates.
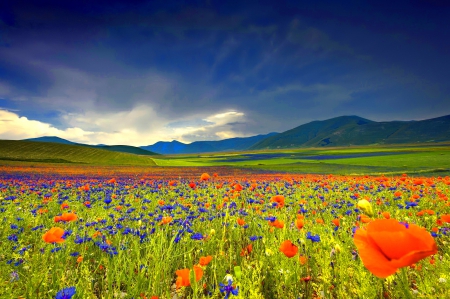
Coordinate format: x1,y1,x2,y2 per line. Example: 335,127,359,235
1,140,449,176
152,144,450,176
0,140,157,166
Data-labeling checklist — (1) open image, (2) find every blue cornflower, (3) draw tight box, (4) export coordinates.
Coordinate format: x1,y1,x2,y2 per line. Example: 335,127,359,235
191,233,204,240
249,236,262,242
55,286,76,299
306,232,320,242
219,280,239,299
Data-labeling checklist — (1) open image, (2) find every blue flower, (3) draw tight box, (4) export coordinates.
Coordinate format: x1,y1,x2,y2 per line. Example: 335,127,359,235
220,280,239,299
306,232,320,242
191,233,204,240
55,286,76,299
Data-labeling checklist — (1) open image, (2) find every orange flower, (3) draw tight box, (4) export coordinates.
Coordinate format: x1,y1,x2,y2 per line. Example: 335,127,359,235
270,195,285,208
42,227,65,243
61,203,69,209
200,173,210,181
279,240,298,258
77,256,83,263
354,219,437,278
381,211,390,219
160,216,172,225
175,266,203,289
237,218,246,226
299,255,307,265
440,214,450,223
331,219,340,227
198,255,213,266
175,269,190,288
295,218,304,230
54,212,77,222
240,244,253,256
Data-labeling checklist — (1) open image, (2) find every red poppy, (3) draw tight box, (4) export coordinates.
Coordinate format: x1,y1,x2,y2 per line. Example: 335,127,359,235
198,255,213,266
270,195,285,208
54,212,77,222
237,218,246,226
200,173,210,181
279,240,298,258
42,227,65,243
354,219,437,278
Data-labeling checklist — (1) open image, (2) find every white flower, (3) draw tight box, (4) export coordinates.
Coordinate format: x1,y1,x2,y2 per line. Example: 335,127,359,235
439,277,447,283
224,274,233,283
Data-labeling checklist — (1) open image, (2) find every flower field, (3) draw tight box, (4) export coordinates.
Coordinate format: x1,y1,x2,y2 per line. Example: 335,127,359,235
1,166,449,298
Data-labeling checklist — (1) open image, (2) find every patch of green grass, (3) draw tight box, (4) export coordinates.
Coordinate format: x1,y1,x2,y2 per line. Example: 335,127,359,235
0,140,157,166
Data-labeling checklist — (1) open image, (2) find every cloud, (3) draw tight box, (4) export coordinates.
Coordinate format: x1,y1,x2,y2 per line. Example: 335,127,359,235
0,108,249,146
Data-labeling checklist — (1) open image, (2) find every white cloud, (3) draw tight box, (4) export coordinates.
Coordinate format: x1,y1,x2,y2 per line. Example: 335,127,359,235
0,108,249,146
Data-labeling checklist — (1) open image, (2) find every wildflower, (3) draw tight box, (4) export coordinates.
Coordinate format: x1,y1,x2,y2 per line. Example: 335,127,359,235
306,232,321,242
55,286,76,299
279,240,298,258
43,227,65,243
200,173,210,181
199,255,213,266
237,218,246,226
219,280,239,299
354,219,437,278
54,212,77,223
357,199,373,217
270,195,285,208
175,266,203,289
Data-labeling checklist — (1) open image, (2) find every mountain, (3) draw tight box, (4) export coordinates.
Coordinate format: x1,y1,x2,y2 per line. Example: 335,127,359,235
24,136,159,156
250,115,450,149
141,133,278,154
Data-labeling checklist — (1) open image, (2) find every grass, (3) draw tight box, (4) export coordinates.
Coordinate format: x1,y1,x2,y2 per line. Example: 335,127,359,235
0,140,157,166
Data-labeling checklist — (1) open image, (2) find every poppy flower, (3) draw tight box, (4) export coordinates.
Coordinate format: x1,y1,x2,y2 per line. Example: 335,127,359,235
295,218,304,230
270,195,285,208
381,212,390,219
200,173,210,181
42,227,65,243
54,212,77,223
175,269,190,288
237,218,246,226
354,219,437,278
160,216,172,225
175,266,203,289
440,214,450,223
279,240,298,258
199,255,213,266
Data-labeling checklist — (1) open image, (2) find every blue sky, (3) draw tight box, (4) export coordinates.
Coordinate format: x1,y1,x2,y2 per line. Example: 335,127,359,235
0,0,449,145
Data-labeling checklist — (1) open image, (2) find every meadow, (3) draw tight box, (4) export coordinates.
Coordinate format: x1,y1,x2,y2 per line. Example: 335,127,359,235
0,165,449,298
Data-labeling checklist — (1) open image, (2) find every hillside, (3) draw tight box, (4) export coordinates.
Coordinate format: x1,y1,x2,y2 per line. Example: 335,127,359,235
25,136,159,156
0,140,157,165
251,115,450,149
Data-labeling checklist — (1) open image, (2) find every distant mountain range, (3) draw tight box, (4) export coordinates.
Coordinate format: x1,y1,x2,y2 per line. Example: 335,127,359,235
141,133,278,154
21,114,450,154
250,115,450,149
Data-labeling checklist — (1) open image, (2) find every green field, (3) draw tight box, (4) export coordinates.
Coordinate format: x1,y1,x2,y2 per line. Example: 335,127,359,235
1,140,449,175
153,144,450,176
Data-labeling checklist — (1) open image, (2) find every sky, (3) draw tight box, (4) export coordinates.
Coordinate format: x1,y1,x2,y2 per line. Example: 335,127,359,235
0,0,449,146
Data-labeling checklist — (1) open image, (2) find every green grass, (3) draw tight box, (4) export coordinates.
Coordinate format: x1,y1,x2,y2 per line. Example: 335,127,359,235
0,140,157,166
152,144,450,176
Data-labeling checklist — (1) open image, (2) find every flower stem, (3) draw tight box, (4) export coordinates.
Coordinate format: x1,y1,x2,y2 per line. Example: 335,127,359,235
399,268,414,299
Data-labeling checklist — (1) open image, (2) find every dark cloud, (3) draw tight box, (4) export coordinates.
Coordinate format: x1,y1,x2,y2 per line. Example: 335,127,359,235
0,0,449,144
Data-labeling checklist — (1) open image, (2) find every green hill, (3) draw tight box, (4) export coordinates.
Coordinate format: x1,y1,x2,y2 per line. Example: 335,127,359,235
95,145,159,156
251,115,450,149
25,136,159,156
0,140,157,165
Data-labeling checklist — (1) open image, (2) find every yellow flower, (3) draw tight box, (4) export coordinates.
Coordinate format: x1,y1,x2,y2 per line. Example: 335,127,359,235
357,199,373,217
